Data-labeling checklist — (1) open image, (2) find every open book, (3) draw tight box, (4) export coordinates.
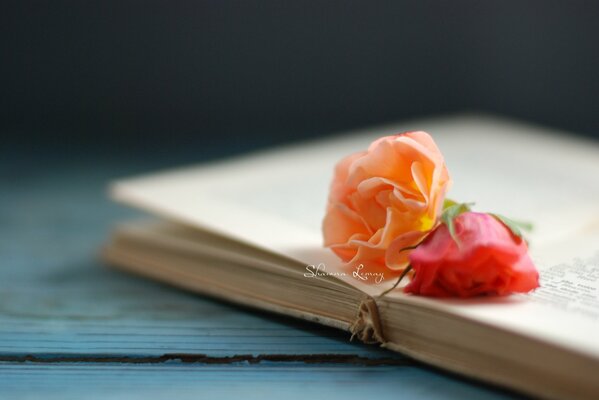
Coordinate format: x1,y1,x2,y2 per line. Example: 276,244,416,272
103,115,599,400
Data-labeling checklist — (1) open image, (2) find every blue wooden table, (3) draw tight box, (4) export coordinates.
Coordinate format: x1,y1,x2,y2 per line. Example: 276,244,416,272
0,155,523,399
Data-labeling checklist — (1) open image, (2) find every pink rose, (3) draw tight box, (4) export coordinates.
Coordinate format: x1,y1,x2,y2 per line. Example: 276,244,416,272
405,212,539,297
322,131,451,275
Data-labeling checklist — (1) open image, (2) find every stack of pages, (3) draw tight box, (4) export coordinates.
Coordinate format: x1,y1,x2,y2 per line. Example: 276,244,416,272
103,115,599,400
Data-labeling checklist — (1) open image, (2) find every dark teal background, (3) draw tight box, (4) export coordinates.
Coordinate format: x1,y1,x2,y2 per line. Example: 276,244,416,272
2,0,599,160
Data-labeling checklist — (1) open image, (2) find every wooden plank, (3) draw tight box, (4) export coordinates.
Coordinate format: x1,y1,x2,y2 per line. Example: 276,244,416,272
0,162,398,358
0,362,520,400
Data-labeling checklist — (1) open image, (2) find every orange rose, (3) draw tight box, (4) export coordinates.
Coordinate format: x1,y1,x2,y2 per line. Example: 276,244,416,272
323,131,451,276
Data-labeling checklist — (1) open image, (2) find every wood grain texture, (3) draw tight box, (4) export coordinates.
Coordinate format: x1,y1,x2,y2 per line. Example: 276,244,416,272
0,362,516,400
0,159,522,399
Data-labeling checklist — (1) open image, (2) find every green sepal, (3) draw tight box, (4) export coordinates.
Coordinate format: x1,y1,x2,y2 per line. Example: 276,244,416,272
490,213,533,239
441,202,474,246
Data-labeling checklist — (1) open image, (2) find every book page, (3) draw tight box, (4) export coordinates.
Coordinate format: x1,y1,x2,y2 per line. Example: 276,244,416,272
113,114,599,250
111,114,599,356
379,232,599,357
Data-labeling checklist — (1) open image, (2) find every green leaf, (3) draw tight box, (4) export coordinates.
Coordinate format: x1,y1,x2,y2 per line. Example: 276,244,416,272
490,213,533,239
443,198,458,209
441,202,474,246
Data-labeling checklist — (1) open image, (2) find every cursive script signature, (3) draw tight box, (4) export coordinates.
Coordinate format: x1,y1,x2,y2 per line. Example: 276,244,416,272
304,263,384,284
352,264,385,284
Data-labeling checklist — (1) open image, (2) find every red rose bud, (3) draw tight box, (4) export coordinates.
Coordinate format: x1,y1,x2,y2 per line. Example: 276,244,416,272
404,212,539,297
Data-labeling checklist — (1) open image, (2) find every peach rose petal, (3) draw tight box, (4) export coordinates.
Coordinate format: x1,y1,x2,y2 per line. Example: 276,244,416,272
322,131,451,281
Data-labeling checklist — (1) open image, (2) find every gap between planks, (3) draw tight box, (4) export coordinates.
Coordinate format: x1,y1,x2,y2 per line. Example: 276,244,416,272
0,353,413,366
